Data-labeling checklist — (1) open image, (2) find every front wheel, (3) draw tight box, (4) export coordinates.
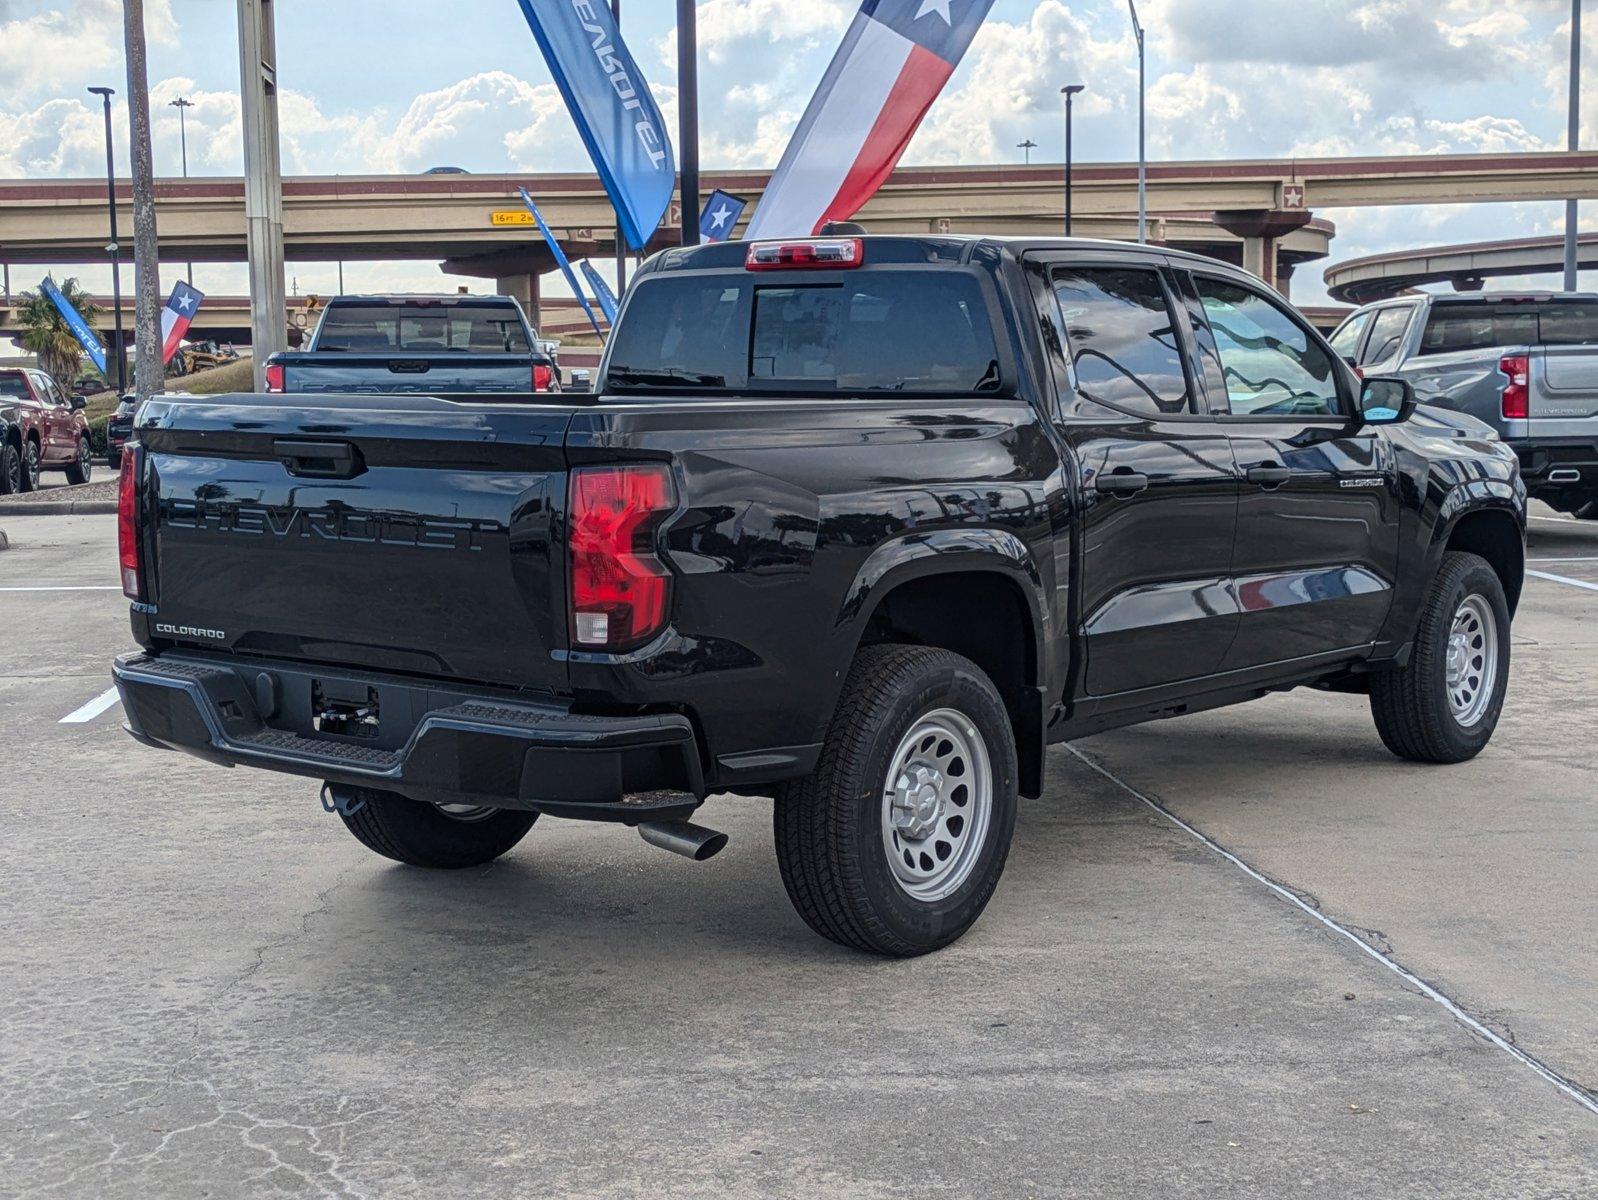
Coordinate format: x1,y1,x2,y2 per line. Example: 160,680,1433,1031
332,786,538,869
774,644,1018,957
1370,551,1511,764
65,436,92,485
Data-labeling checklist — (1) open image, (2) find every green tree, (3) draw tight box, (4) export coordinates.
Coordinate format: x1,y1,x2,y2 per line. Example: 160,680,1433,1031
15,278,104,394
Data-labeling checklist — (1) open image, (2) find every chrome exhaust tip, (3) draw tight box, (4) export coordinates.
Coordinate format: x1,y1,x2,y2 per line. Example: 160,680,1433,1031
637,819,728,861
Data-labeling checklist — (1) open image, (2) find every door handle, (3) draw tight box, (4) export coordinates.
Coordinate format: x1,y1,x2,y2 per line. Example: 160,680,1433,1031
1246,464,1292,488
1094,470,1150,497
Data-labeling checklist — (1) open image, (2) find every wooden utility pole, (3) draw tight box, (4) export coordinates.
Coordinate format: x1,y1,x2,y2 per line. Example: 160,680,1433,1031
124,0,163,402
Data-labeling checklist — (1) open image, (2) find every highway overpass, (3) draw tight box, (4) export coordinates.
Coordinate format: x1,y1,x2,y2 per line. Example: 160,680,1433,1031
1324,232,1598,304
4,151,1596,328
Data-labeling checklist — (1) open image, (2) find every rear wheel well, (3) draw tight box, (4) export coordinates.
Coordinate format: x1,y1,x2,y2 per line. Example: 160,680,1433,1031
1445,510,1523,616
859,571,1043,797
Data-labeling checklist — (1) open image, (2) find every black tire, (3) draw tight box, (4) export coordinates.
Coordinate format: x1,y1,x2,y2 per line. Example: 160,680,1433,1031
774,644,1018,957
106,447,122,472
1574,499,1598,520
64,436,92,485
19,439,40,492
332,786,538,869
1370,551,1510,764
0,441,20,495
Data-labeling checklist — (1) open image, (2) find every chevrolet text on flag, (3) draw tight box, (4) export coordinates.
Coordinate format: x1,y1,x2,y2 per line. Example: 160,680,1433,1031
746,0,995,240
160,282,205,365
518,189,605,338
38,277,107,377
515,0,674,250
699,190,748,243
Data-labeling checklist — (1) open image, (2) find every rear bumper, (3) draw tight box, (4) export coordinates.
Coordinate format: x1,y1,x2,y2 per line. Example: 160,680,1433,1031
1508,437,1598,495
112,652,704,822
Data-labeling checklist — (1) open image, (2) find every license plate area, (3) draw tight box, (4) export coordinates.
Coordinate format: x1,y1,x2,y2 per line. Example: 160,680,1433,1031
312,679,381,740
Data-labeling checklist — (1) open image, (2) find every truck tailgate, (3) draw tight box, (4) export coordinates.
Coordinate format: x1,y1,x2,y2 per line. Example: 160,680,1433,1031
138,393,575,693
1537,346,1598,418
282,353,537,394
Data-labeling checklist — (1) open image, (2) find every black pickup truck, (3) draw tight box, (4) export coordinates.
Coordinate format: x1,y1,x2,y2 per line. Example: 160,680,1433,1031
113,235,1525,956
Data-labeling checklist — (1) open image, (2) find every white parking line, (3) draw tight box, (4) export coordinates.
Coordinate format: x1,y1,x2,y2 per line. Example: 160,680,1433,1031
1066,745,1598,1117
1528,556,1598,564
1527,569,1598,593
59,687,122,724
0,585,122,592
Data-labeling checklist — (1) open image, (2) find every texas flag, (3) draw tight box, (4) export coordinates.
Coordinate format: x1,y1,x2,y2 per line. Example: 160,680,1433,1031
745,0,995,240
160,281,205,365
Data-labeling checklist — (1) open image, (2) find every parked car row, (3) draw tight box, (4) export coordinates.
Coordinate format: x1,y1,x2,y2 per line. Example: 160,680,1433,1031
1331,292,1598,518
0,366,93,493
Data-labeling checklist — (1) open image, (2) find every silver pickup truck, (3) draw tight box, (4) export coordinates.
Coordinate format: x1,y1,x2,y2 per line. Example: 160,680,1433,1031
1331,293,1598,517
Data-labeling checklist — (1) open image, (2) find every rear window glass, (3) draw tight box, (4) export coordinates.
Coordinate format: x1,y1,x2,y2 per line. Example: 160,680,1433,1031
314,303,530,353
0,374,31,399
1418,302,1598,355
604,271,1003,394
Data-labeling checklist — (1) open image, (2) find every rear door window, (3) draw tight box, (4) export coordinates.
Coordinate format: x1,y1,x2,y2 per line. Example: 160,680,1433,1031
1050,266,1192,416
605,270,1003,394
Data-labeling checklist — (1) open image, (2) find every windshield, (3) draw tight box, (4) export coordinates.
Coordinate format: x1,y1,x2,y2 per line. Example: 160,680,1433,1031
314,303,531,353
604,270,1004,395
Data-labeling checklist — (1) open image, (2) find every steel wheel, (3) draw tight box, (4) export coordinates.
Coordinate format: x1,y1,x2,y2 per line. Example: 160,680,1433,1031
1446,593,1498,728
433,803,498,823
881,707,993,902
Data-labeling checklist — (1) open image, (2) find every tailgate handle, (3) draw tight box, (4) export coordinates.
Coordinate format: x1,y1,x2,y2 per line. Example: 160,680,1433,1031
274,439,364,479
388,360,429,374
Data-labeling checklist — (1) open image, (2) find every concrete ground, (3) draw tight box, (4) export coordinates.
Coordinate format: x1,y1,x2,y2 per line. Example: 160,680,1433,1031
1,510,1595,1198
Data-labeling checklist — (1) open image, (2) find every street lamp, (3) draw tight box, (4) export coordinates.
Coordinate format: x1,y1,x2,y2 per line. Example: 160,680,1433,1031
1565,0,1582,291
1127,0,1147,244
1061,85,1085,237
1017,139,1037,165
88,85,126,394
170,97,194,284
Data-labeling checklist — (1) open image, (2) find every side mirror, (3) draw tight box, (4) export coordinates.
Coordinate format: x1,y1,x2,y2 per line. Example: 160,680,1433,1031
1357,375,1417,426
69,396,87,411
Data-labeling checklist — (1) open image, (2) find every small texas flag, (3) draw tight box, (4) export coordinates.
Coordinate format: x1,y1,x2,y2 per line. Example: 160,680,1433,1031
699,189,748,243
160,281,205,365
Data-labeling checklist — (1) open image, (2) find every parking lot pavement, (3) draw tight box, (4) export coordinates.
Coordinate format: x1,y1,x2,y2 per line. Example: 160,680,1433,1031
3,511,1596,1198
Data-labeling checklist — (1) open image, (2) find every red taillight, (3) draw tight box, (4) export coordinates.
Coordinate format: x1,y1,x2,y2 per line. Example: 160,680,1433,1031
1499,354,1529,419
533,363,554,392
568,464,674,651
264,362,285,393
746,238,864,270
118,447,140,599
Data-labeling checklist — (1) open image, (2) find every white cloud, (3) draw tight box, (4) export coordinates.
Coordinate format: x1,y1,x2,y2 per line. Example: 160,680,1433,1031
659,0,852,66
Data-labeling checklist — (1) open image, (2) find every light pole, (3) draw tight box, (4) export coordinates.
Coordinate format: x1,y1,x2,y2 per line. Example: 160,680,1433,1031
677,0,700,245
171,96,194,284
1018,139,1037,165
88,86,126,394
613,0,627,295
1061,85,1084,237
1127,0,1147,244
1566,0,1582,291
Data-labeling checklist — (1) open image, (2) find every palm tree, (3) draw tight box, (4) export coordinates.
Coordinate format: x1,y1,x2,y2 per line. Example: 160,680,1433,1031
15,278,104,393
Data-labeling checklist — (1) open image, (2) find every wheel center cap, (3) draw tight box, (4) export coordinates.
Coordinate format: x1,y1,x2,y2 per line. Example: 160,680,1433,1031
891,764,945,841
1446,635,1468,684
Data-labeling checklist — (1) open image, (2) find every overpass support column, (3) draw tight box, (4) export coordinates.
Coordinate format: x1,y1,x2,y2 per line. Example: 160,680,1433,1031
498,273,542,329
237,0,286,391
1214,209,1312,298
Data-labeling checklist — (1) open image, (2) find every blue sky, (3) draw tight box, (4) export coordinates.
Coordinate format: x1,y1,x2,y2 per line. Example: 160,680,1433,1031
1,0,1594,305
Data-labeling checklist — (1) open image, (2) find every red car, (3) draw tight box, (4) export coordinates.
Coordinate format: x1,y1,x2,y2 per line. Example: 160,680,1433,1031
0,367,94,493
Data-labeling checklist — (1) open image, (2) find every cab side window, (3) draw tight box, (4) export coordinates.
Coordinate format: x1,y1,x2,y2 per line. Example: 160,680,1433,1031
1359,305,1415,369
1051,267,1192,417
1328,311,1372,362
1192,276,1342,418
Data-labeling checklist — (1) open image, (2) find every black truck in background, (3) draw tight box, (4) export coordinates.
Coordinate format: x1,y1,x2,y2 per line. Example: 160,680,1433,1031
114,236,1524,956
263,294,561,395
